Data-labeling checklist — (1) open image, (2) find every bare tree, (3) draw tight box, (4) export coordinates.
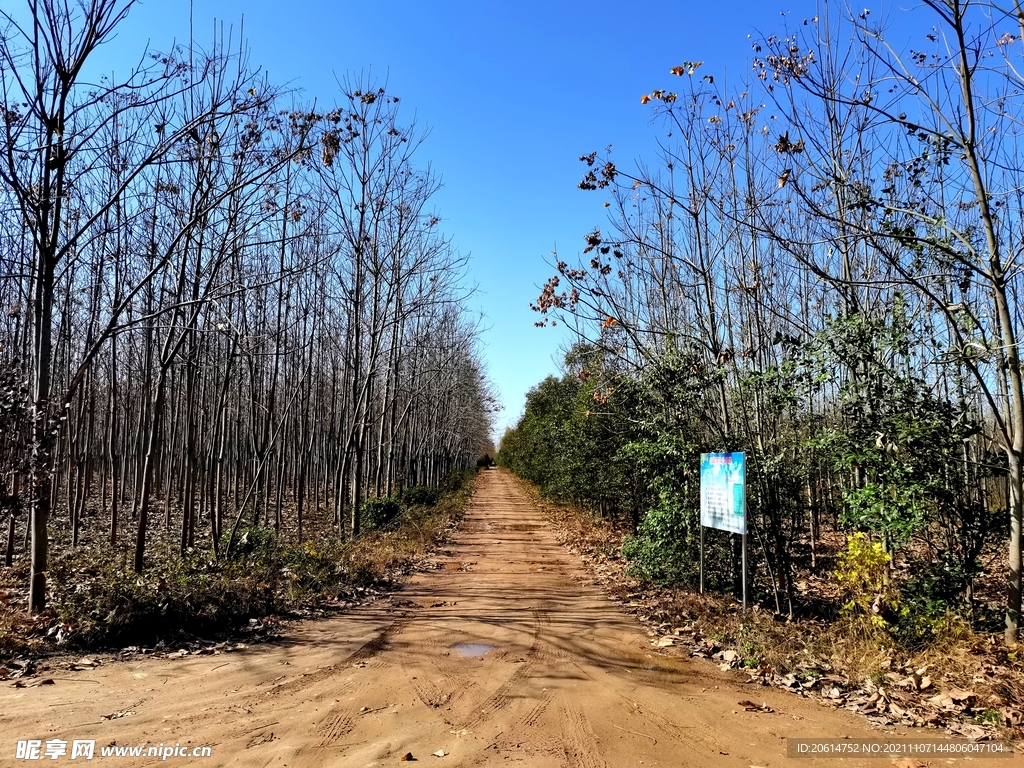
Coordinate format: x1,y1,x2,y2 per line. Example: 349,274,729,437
0,0,305,602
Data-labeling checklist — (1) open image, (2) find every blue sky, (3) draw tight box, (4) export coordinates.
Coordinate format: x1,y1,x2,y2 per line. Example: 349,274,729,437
95,1,804,439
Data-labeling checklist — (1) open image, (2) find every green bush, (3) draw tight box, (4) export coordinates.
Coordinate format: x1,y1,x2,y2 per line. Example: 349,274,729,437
360,496,402,531
900,550,976,618
279,538,346,596
622,494,737,589
440,467,478,494
888,551,980,648
221,525,277,562
622,496,700,587
400,485,442,507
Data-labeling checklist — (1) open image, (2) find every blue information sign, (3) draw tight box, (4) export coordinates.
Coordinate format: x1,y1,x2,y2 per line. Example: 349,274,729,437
700,452,746,535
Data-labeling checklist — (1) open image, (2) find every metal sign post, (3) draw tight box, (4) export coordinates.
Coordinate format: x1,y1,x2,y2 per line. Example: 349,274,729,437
699,452,747,609
742,526,747,610
699,524,704,595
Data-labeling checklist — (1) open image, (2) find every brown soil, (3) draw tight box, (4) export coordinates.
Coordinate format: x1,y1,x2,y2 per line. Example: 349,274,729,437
0,470,1007,767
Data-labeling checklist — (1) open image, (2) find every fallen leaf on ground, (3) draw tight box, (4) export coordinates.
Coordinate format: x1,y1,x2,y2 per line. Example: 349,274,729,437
947,721,987,739
101,710,135,720
18,678,55,688
737,700,774,712
1000,707,1023,726
400,753,416,762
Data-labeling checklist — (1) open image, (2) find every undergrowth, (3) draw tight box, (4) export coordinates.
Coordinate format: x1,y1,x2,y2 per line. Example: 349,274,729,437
0,468,477,658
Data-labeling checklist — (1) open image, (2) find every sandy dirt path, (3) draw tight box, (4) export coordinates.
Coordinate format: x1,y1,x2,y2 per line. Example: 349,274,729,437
2,470,1004,767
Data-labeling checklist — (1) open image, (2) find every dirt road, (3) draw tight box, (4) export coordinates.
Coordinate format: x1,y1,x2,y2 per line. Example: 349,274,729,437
2,471,999,766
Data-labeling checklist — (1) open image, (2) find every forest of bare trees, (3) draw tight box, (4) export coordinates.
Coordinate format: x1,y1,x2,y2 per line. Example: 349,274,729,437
0,0,493,615
511,0,1024,647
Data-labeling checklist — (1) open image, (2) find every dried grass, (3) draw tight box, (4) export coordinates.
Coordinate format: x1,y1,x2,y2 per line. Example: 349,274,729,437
0,606,45,659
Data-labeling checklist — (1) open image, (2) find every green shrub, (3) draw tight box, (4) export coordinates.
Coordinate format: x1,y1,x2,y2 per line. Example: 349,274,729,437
974,708,1004,726
621,493,736,590
360,496,402,531
622,496,700,587
400,485,442,507
220,525,277,562
398,468,477,508
280,538,346,597
899,550,976,619
440,467,478,494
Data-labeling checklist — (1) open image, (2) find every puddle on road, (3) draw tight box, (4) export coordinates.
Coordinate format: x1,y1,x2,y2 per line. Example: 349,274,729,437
452,643,496,657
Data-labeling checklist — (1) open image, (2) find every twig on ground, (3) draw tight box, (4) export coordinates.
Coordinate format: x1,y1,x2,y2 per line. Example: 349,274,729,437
611,723,657,743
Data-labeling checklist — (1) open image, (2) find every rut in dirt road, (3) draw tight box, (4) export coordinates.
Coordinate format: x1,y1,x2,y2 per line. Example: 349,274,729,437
3,470,934,767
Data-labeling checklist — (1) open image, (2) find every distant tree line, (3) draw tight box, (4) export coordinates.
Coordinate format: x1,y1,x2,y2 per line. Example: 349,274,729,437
503,0,1022,645
0,0,493,611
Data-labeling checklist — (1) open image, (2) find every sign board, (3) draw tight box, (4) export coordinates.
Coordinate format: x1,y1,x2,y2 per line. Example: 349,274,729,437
700,452,746,535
